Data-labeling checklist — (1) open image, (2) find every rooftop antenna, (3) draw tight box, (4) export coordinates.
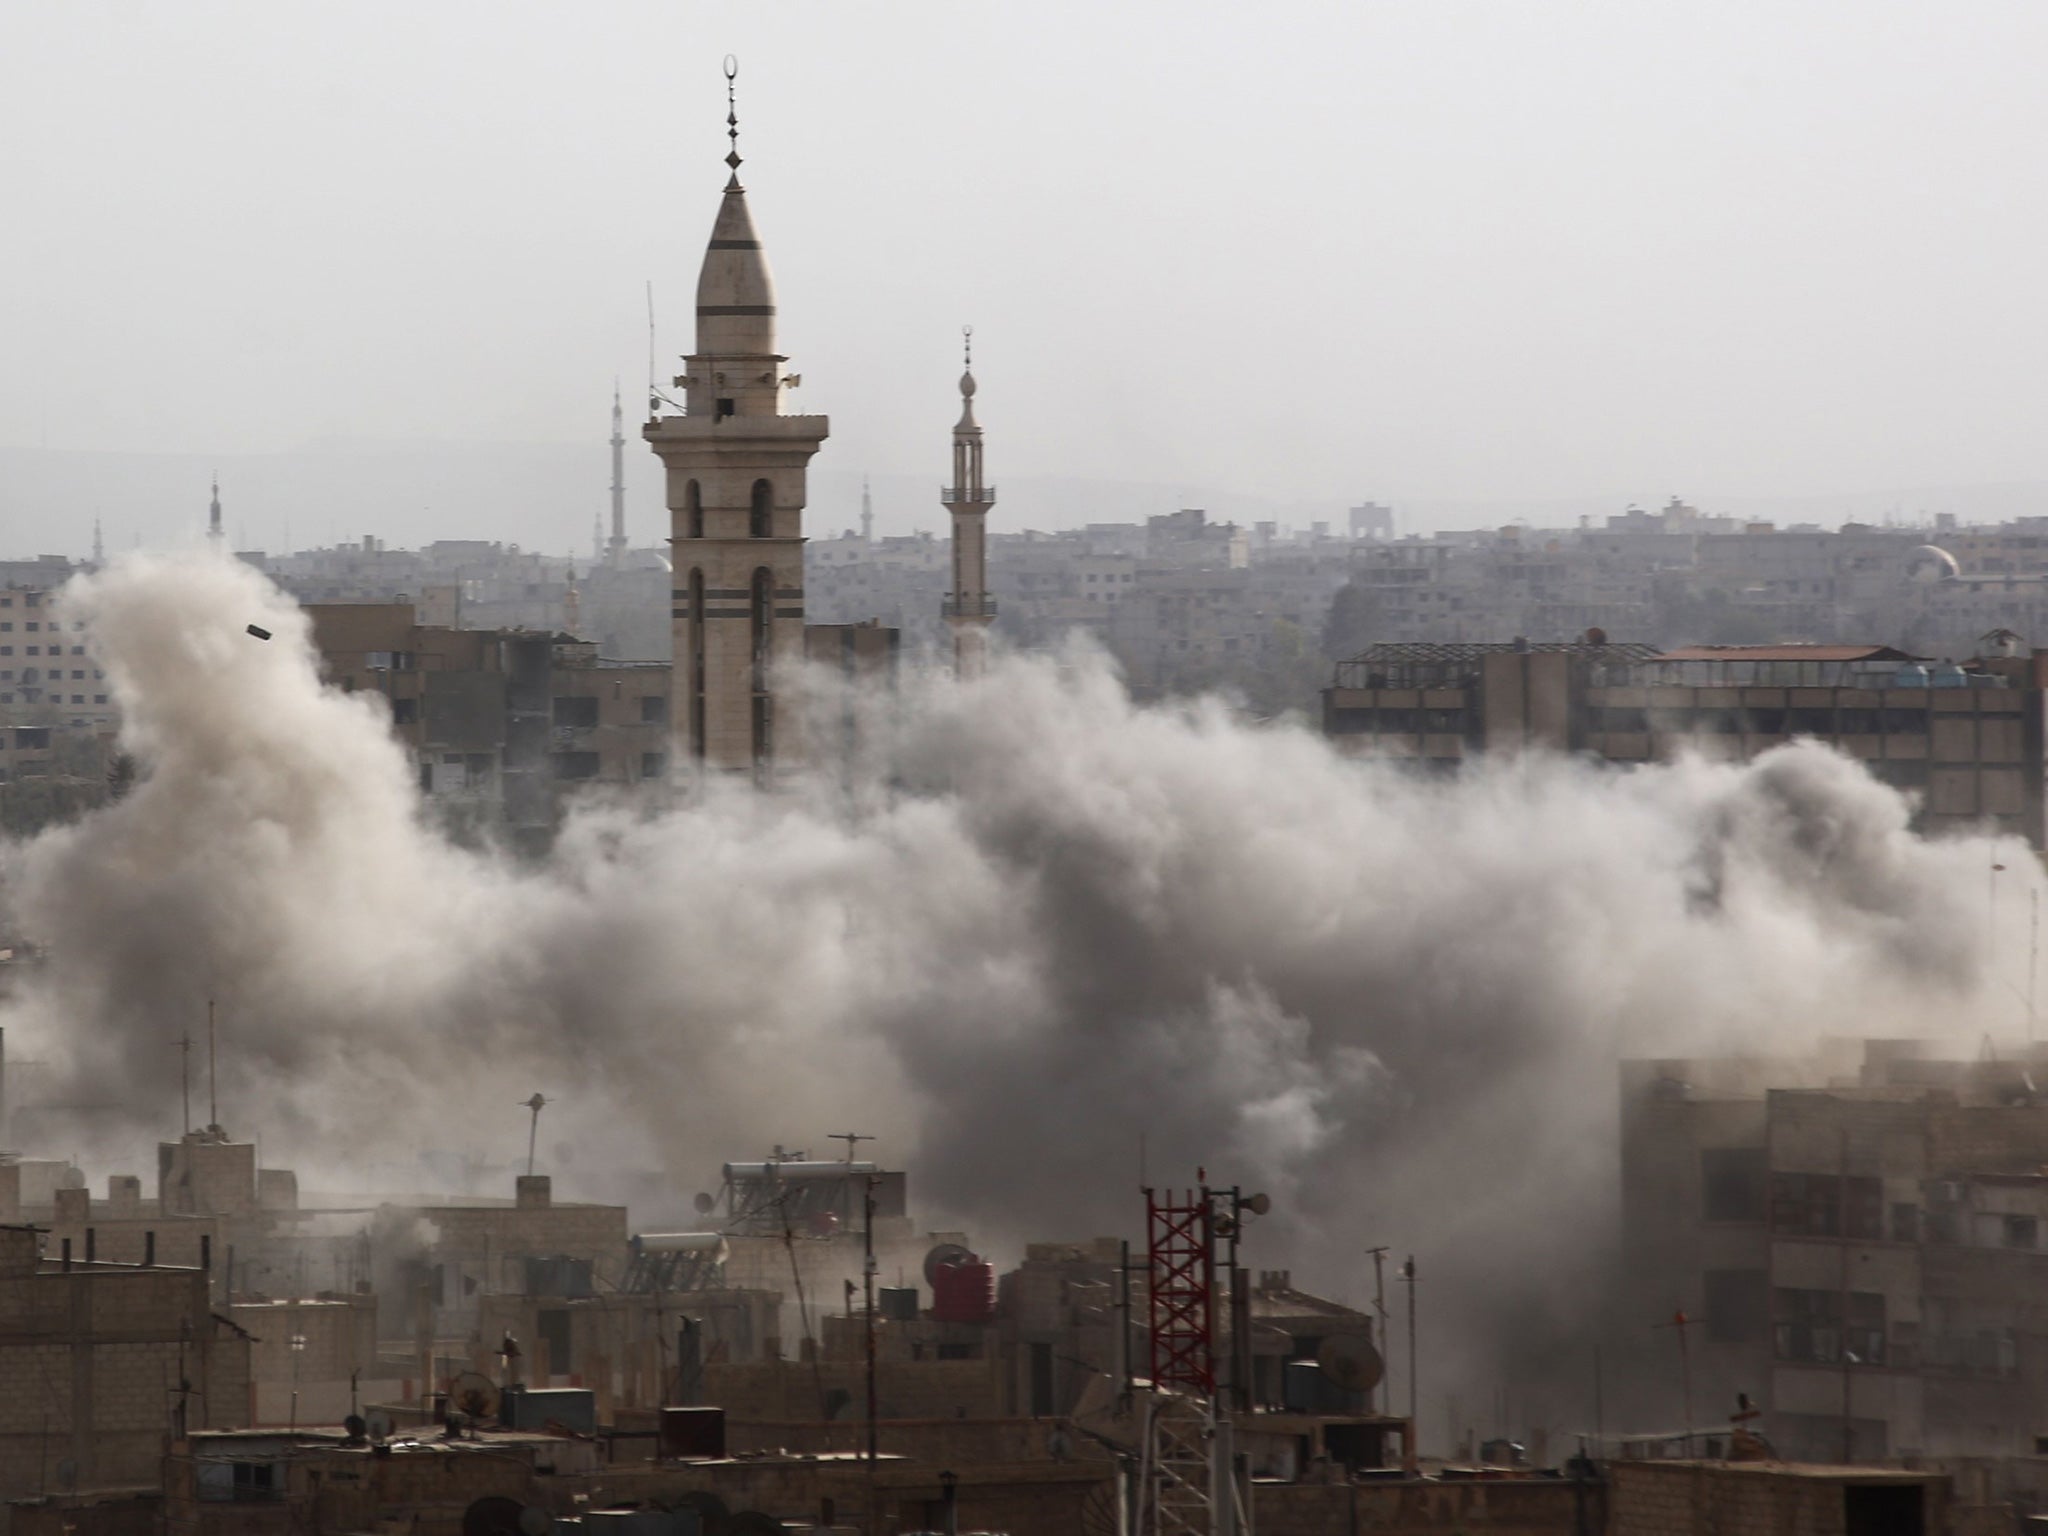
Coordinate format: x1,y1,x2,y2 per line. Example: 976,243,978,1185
522,1093,548,1176
723,55,742,174
646,280,659,416
177,1030,193,1136
206,998,218,1132
828,1131,874,1164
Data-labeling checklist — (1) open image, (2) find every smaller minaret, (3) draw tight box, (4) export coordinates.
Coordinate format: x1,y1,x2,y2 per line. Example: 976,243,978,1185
207,476,223,550
92,517,104,566
607,383,628,569
860,476,874,544
941,327,996,679
563,557,581,636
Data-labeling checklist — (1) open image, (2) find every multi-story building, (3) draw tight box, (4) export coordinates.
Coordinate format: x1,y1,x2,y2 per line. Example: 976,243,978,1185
1621,1039,2048,1462
1324,638,2047,845
0,1222,250,1499
307,602,670,840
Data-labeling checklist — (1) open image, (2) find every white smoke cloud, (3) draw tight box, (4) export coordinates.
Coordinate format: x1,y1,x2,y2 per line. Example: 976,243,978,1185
1,551,2034,1433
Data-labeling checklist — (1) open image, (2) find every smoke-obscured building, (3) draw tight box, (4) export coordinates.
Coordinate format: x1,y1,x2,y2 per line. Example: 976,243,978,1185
1622,1039,2048,1463
1323,639,2048,846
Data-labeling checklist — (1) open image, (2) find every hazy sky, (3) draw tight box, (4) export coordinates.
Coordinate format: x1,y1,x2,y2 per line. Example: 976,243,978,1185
6,2,2048,551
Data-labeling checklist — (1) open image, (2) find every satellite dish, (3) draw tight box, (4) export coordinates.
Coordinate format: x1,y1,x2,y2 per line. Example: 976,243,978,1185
463,1496,527,1536
516,1507,554,1536
923,1243,973,1286
673,1490,732,1536
694,1191,716,1215
448,1371,501,1420
365,1408,396,1443
343,1414,368,1442
728,1514,784,1536
1317,1333,1384,1394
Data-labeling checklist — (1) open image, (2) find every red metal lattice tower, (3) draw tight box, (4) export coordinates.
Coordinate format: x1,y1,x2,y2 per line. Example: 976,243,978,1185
1147,1185,1215,1396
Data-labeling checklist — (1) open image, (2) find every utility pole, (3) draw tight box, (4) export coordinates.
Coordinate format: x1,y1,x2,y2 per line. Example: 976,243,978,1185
1401,1256,1418,1472
864,1174,878,1469
1657,1309,1696,1453
1366,1246,1391,1416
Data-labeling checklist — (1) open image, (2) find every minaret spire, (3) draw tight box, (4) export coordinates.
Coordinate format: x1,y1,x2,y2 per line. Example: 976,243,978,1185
861,476,874,544
724,54,743,176
207,475,223,550
92,516,104,566
942,326,996,679
607,382,628,569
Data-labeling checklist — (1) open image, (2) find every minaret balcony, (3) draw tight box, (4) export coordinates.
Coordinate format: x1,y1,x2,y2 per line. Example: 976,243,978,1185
943,594,998,619
941,486,998,505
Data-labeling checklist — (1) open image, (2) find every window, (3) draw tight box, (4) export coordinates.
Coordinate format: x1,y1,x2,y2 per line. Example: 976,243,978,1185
2004,1215,2038,1250
1772,1287,1885,1365
552,752,600,780
391,697,417,726
686,480,703,539
716,397,735,417
750,479,773,539
1703,1269,1768,1343
70,670,82,680
1770,1172,1883,1238
1789,708,1834,734
13,728,48,749
25,622,37,633
25,647,37,657
750,567,774,762
639,695,668,724
1701,1148,1767,1222
1891,1203,1920,1244
552,696,599,728
640,752,665,778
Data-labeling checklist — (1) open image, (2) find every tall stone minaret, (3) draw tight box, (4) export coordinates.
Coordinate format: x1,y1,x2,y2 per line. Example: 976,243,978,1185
860,476,874,544
607,384,629,570
207,476,223,551
644,62,829,774
942,329,996,679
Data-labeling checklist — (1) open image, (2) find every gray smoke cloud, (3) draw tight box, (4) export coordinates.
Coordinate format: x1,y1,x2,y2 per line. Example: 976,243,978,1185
1,552,2032,1438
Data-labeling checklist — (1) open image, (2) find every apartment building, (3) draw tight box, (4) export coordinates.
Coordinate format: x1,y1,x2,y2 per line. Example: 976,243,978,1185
1324,639,2047,845
1621,1039,2048,1461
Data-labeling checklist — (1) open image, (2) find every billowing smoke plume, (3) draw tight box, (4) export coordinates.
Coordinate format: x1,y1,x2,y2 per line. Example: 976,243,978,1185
2,553,2032,1434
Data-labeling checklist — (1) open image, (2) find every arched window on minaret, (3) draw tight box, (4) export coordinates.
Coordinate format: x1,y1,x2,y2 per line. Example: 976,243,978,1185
750,566,774,762
686,481,703,540
687,567,706,759
750,479,773,539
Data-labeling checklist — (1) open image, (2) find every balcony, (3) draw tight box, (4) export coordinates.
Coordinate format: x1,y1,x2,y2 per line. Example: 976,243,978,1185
941,486,998,505
943,594,999,619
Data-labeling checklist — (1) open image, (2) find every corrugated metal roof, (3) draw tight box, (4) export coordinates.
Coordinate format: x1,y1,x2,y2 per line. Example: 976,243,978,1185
1342,640,1662,665
1650,644,1919,663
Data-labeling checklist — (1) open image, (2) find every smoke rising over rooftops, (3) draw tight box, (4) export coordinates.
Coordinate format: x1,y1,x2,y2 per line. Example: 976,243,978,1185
1,552,2032,1426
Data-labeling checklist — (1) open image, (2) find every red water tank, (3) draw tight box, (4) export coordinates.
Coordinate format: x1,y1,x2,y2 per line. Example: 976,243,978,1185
929,1256,996,1324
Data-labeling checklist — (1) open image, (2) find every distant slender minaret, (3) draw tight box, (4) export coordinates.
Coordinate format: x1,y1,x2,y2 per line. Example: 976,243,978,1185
860,476,874,544
207,476,223,550
92,517,104,566
607,384,629,569
563,557,581,636
941,328,995,679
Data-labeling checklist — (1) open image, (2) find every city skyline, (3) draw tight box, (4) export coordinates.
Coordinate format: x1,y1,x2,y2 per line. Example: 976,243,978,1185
8,3,2048,554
